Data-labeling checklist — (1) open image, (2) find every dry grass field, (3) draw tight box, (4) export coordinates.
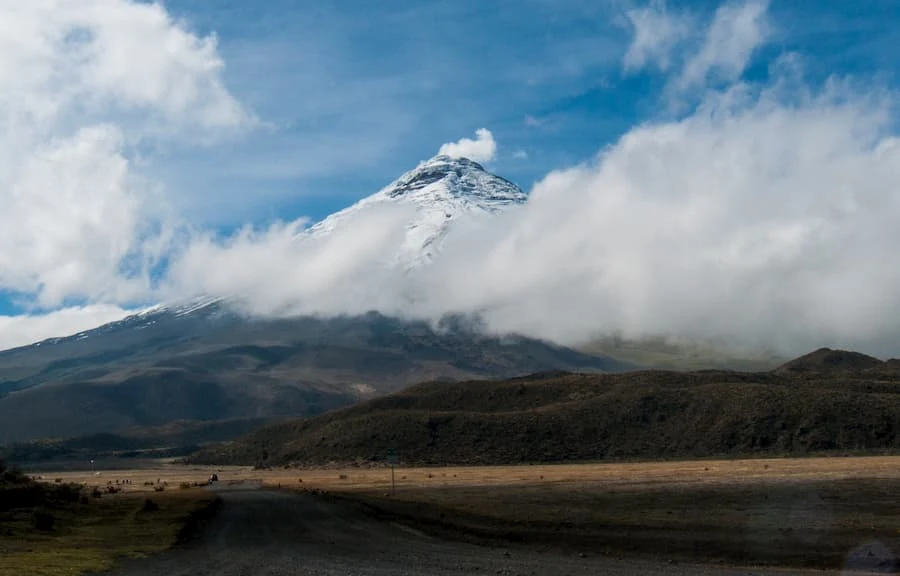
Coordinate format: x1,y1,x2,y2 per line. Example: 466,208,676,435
37,455,900,570
46,454,900,493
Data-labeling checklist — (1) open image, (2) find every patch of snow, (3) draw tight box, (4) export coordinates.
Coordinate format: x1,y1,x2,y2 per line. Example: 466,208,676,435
306,155,526,268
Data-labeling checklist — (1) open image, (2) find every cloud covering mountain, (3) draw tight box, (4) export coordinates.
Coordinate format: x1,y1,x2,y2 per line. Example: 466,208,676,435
3,0,900,358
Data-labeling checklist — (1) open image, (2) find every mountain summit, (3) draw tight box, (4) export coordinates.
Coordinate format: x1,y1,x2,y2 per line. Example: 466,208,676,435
308,155,526,266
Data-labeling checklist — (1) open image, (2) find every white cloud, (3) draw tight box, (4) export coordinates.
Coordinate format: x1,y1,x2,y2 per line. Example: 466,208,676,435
622,0,691,73
0,304,132,351
512,150,529,160
0,0,249,310
621,0,771,97
160,72,900,358
412,79,900,356
438,128,497,162
678,0,770,90
164,203,417,318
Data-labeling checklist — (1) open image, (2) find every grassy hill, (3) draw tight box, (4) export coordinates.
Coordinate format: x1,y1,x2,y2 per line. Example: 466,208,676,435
578,335,784,371
188,348,900,467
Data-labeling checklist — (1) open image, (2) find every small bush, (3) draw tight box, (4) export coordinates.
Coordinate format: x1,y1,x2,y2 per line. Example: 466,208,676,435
179,482,192,490
91,488,102,499
32,509,55,532
52,483,83,504
338,474,348,480
141,498,159,512
153,485,165,492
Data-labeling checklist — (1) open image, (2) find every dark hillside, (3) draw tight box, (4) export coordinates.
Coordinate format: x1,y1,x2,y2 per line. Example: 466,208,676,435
775,347,884,374
189,362,900,467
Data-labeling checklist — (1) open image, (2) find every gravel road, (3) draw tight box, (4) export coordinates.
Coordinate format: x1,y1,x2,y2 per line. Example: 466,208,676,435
104,484,844,576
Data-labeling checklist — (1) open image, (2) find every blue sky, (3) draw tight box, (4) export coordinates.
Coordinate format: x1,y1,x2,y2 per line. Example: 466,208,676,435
3,0,900,353
149,0,900,226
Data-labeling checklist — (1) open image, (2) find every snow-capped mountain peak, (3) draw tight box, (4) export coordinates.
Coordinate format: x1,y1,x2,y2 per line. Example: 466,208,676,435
307,155,526,266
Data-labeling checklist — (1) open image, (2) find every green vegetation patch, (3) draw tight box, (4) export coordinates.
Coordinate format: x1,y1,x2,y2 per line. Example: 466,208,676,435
0,461,218,576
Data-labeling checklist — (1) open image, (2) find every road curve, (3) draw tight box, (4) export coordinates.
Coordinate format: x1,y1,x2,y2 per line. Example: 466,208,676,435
103,484,837,576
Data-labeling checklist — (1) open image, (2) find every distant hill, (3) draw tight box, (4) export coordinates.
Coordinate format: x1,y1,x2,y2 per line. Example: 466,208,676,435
189,352,900,467
774,347,885,374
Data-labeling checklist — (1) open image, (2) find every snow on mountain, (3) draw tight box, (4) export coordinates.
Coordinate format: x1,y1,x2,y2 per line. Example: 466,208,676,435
307,155,526,267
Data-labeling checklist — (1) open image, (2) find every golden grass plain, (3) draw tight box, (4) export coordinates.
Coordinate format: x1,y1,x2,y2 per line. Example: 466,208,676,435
31,456,900,570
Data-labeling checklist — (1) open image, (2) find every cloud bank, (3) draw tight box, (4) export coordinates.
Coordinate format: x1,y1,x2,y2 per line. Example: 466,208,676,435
420,80,900,355
438,128,497,162
0,305,133,352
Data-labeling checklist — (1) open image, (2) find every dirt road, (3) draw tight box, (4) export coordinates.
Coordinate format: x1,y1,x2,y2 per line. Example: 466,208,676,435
103,484,861,576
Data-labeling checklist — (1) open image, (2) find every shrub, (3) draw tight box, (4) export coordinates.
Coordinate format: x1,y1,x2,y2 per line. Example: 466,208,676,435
32,509,55,532
91,488,102,499
141,498,159,512
153,485,165,492
179,482,192,490
51,483,82,503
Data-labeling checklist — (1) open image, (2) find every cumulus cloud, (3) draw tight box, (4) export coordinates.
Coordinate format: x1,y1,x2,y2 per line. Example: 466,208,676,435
0,0,250,349
0,304,133,351
438,128,497,162
622,0,691,73
0,0,249,310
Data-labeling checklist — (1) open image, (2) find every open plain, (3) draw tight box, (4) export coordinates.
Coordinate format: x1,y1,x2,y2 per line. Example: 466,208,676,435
20,455,900,574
